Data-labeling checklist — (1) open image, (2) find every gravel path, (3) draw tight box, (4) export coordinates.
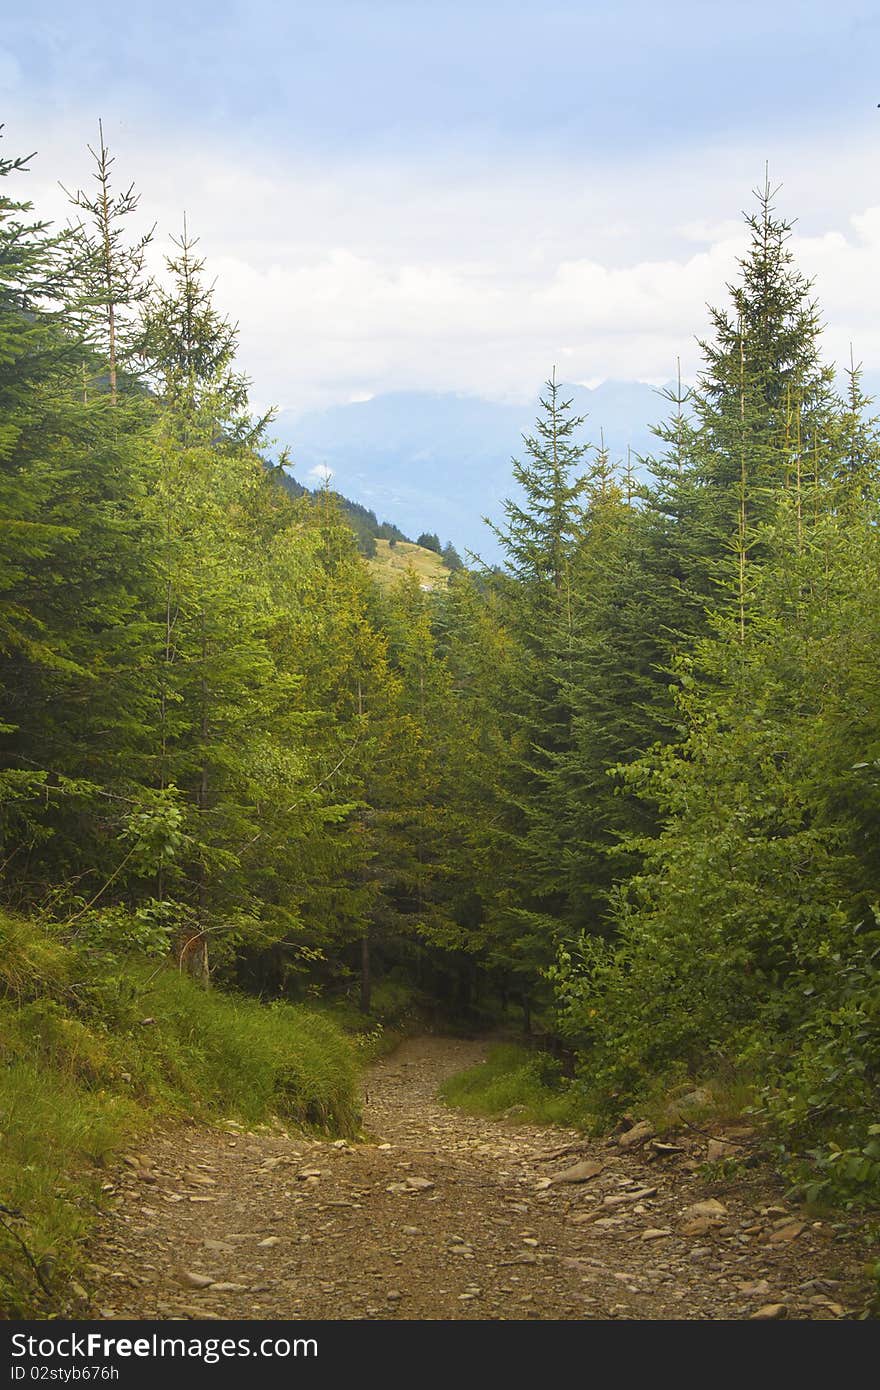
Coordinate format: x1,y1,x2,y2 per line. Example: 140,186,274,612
80,1036,870,1320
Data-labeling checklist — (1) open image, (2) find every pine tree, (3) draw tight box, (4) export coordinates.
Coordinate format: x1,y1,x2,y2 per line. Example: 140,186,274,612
685,177,838,621
489,370,590,593
0,134,73,849
142,219,269,445
549,184,880,1157
441,541,464,572
1,133,162,902
132,223,283,979
541,455,668,933
0,136,69,668
479,374,592,1024
62,121,154,402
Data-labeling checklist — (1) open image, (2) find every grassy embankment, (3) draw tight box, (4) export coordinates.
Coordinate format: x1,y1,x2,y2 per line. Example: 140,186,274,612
0,910,359,1316
440,1042,755,1137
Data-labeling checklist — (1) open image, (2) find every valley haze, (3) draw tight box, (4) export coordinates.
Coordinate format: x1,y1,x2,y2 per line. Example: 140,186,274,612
274,370,880,561
274,379,665,561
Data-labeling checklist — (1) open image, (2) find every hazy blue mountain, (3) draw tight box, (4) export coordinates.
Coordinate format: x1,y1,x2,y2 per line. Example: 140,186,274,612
272,381,670,562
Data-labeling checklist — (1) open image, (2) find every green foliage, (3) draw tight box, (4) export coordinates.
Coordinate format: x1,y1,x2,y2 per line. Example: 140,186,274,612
544,186,880,1209
61,120,154,396
73,900,183,959
441,541,464,571
440,1044,590,1129
754,918,880,1205
416,532,441,553
0,911,358,1314
0,910,70,1000
278,473,409,557
6,119,880,1256
118,787,187,879
475,375,594,1003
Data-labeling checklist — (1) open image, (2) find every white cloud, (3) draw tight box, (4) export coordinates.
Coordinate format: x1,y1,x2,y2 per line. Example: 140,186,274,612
308,463,334,483
13,113,880,415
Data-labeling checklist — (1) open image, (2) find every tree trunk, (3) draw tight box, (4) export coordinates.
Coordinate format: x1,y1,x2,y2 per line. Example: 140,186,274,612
180,927,210,987
181,613,211,987
458,962,472,1015
360,929,371,1014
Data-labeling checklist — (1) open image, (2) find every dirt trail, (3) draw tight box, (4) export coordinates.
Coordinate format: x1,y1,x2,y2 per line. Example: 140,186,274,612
81,1036,868,1320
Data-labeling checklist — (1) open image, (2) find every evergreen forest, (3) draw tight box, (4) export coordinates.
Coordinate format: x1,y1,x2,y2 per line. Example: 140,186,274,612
3,127,880,1311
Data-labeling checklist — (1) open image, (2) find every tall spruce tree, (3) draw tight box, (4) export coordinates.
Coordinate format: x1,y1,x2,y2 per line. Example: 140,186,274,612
0,135,72,851
1,133,163,903
538,453,668,934
482,374,591,1024
686,178,838,617
62,121,154,403
550,182,880,1175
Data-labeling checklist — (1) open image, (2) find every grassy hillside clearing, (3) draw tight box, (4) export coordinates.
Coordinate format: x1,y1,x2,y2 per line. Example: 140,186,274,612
368,539,450,590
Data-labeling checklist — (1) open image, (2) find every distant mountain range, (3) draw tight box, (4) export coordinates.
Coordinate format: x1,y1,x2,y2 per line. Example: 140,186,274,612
271,381,669,563
271,371,880,563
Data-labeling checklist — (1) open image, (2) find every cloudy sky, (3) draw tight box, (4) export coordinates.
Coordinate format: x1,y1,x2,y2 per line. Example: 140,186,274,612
3,1,880,415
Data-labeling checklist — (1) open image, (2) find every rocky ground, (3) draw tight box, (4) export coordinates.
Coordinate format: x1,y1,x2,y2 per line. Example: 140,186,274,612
78,1036,873,1321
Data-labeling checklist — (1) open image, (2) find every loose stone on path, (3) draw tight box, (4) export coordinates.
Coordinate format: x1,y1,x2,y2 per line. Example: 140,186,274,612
80,1036,871,1322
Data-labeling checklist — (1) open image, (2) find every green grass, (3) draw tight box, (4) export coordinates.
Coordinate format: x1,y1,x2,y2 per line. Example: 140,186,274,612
368,539,450,591
439,1043,593,1129
125,967,359,1129
0,911,359,1316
